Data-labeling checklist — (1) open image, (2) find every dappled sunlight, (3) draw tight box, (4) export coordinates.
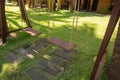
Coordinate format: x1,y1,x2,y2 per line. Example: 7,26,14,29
10,33,17,37
33,50,39,54
54,13,64,17
0,5,117,80
43,54,52,60
6,5,20,12
80,78,86,80
26,54,34,59
0,63,18,77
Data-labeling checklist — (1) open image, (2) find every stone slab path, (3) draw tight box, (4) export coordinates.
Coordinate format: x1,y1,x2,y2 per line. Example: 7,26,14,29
5,38,77,80
26,67,49,80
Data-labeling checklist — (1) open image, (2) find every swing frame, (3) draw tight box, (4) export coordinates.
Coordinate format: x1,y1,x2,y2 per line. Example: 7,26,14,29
47,0,80,51
90,0,120,79
0,0,40,44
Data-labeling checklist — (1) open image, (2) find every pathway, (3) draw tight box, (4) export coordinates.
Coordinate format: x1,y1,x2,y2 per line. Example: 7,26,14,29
5,38,77,80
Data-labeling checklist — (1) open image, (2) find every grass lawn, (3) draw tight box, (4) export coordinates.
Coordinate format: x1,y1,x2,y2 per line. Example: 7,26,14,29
0,5,118,80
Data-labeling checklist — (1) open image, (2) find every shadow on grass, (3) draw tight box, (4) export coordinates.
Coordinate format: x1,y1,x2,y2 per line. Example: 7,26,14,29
0,9,113,80
26,9,109,24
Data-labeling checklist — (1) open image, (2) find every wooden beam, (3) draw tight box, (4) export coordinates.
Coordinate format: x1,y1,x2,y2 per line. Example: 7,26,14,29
0,0,8,44
18,0,32,28
94,50,108,80
90,0,120,80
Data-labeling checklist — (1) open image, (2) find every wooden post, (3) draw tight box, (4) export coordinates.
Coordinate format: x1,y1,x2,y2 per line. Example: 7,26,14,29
90,0,120,80
94,50,108,80
18,0,32,28
0,0,8,44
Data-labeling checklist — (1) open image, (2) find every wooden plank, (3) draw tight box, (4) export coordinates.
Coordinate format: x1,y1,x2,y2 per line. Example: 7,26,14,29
23,28,41,36
48,37,76,51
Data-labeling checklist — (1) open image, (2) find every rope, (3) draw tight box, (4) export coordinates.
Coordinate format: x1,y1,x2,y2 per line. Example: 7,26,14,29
69,0,78,47
20,0,31,28
48,0,50,28
52,0,55,28
47,0,55,28
76,0,80,29
21,0,29,27
18,0,24,28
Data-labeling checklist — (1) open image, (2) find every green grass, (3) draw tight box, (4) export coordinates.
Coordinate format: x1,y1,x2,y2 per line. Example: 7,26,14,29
0,5,118,80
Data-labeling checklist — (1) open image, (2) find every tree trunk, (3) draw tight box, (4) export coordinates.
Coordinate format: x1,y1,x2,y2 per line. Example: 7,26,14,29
105,23,120,80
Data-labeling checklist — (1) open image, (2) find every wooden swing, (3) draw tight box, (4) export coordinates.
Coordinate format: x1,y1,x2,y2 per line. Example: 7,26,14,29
0,0,41,44
18,0,41,36
47,0,80,51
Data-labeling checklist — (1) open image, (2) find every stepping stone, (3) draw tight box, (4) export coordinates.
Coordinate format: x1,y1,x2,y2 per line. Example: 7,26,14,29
26,67,48,80
51,56,66,67
43,54,66,67
48,37,76,51
38,60,48,70
14,48,28,58
38,60,64,76
5,52,18,63
25,47,35,54
32,39,48,51
45,65,64,76
53,49,77,60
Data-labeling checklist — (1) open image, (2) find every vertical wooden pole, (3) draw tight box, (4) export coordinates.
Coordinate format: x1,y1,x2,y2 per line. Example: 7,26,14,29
90,0,120,80
94,50,108,80
18,0,32,28
0,0,8,44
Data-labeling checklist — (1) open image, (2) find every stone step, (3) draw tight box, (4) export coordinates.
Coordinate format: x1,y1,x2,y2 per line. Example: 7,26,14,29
14,48,28,58
53,49,77,60
43,55,66,67
45,65,64,76
31,39,48,51
38,60,48,70
38,60,64,76
5,52,19,63
26,67,49,80
6,48,35,62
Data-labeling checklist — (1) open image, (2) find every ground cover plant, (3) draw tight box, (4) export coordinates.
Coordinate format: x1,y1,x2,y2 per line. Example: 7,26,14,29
0,5,118,80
